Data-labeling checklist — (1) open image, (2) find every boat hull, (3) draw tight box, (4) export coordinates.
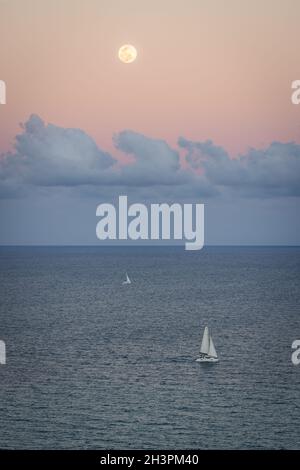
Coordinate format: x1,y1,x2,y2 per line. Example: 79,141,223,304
196,356,219,363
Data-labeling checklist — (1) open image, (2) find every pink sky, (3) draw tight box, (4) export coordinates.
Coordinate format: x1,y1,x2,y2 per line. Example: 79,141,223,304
0,0,299,158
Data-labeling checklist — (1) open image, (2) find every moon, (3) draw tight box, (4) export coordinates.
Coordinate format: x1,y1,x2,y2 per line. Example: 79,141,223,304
118,44,137,64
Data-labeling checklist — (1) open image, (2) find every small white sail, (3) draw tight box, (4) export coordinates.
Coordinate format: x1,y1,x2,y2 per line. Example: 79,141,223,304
122,272,131,285
200,326,210,355
208,336,217,358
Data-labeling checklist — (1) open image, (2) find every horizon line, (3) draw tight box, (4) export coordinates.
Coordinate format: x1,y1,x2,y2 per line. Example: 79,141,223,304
0,244,299,248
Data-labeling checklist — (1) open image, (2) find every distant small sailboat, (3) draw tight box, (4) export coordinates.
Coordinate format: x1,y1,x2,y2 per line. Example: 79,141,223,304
196,326,219,363
122,272,132,285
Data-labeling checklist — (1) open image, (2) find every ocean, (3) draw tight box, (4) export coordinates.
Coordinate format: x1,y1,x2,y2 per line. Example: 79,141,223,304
0,246,299,449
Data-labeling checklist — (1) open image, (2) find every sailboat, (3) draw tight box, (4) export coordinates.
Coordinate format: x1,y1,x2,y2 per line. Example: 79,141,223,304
122,272,132,285
196,326,219,362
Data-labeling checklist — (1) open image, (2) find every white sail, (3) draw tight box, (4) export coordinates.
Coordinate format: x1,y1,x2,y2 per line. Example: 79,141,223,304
200,326,210,355
196,326,219,363
122,272,131,284
208,336,217,358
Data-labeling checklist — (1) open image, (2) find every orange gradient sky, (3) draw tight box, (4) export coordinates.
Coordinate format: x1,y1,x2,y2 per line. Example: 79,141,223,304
0,0,300,157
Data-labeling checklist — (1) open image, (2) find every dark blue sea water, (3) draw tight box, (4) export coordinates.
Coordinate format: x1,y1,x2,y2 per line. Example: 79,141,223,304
0,246,300,449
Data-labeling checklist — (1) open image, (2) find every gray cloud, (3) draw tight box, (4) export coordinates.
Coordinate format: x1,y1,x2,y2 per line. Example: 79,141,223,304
1,115,300,201
0,115,215,199
114,130,183,185
179,137,300,197
0,114,116,188
113,130,216,197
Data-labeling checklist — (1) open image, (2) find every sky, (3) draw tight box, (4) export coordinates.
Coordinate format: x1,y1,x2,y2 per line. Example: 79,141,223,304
0,0,300,245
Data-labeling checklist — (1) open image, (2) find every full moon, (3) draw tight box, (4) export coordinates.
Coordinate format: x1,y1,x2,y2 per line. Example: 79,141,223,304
118,44,137,64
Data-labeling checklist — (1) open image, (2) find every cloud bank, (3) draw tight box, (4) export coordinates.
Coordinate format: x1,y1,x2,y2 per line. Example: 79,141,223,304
1,114,300,200
0,115,115,188
179,137,300,197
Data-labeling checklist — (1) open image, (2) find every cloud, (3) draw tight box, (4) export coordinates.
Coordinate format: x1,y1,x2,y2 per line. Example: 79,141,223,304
114,130,183,185
112,130,216,197
179,137,300,197
1,114,300,200
0,114,116,189
0,115,215,199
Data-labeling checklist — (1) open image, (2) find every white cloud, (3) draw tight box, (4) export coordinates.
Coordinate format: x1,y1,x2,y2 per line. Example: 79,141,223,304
1,115,300,200
179,137,300,197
